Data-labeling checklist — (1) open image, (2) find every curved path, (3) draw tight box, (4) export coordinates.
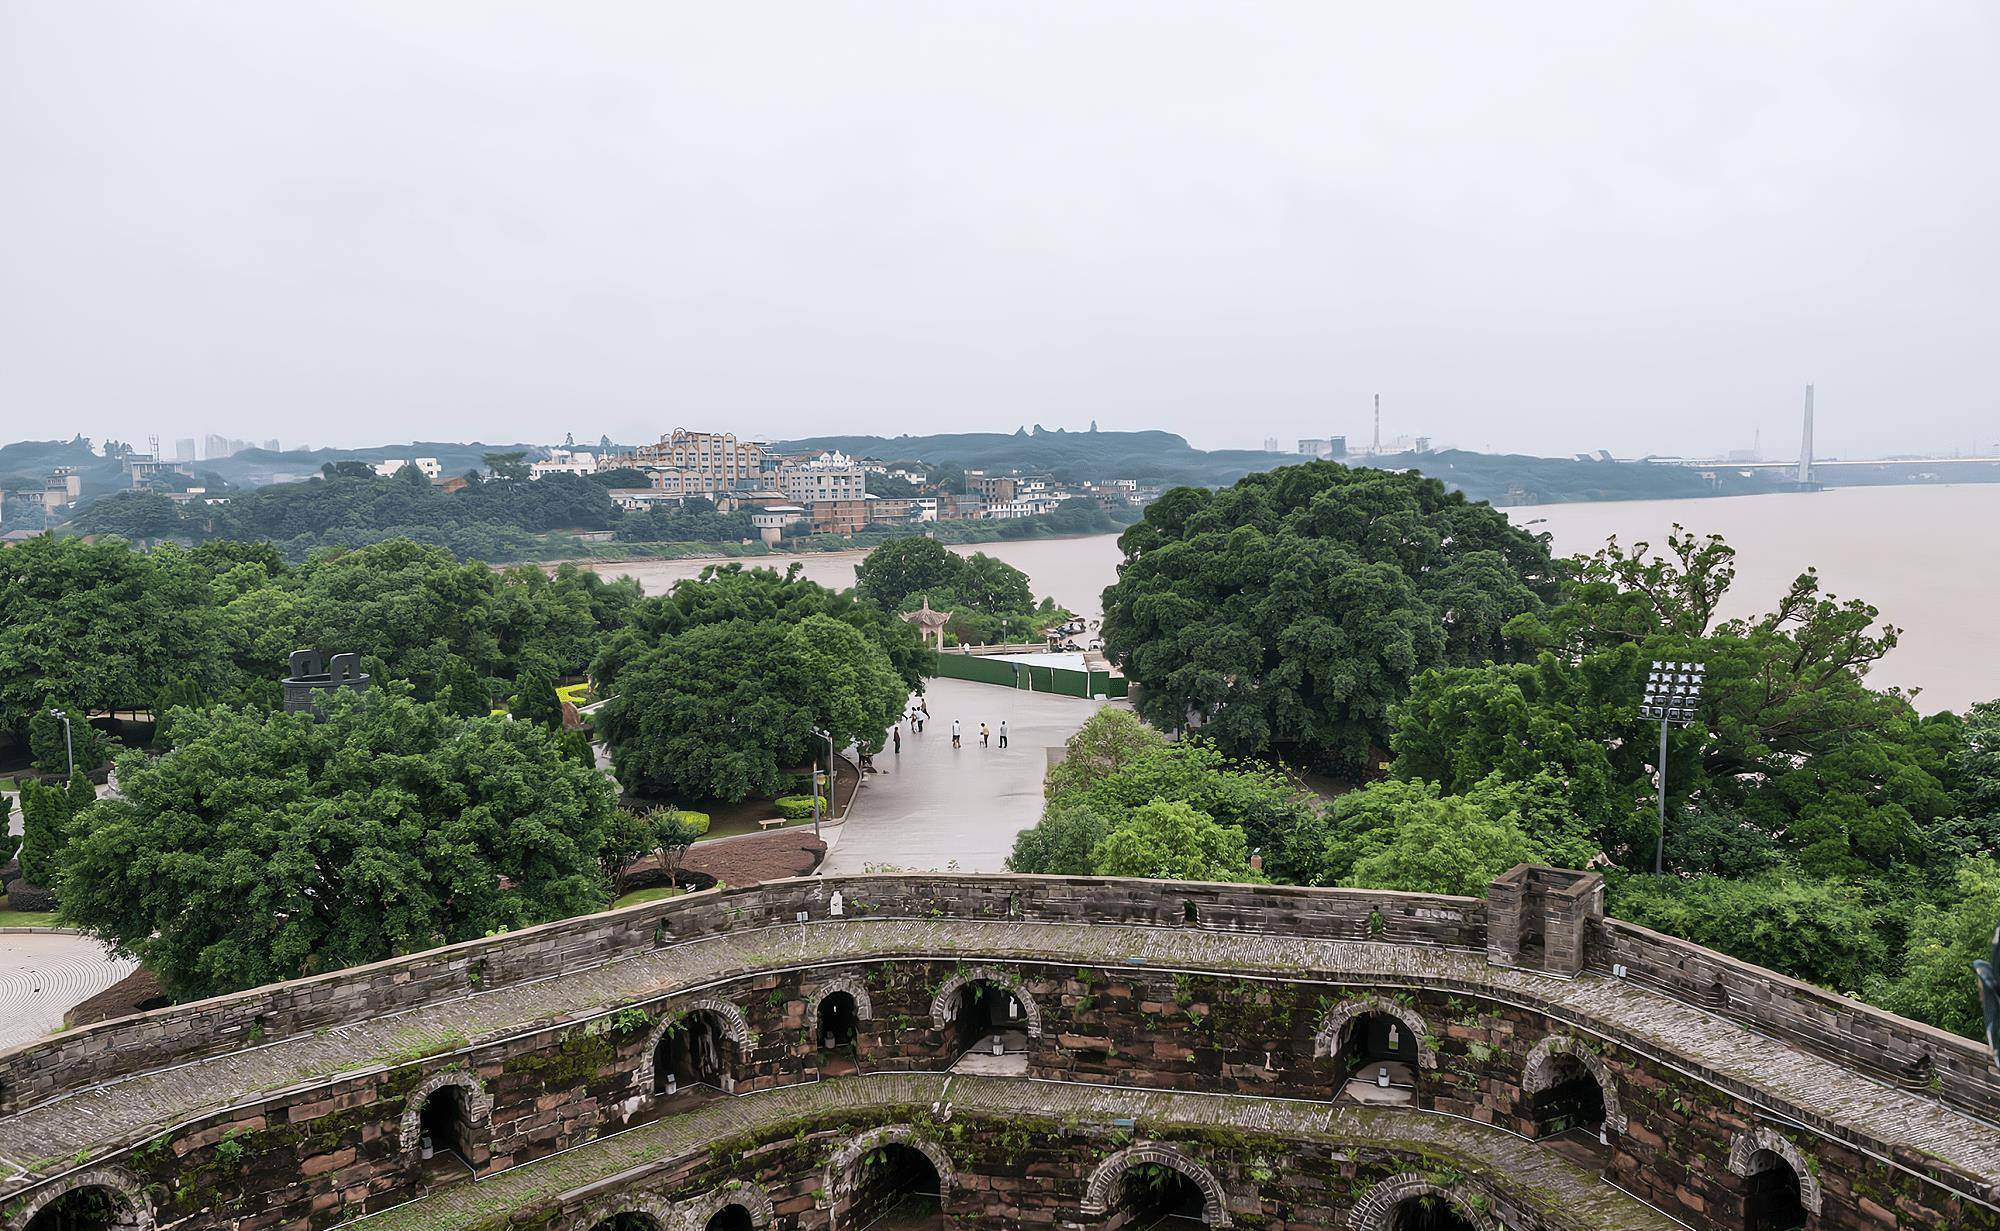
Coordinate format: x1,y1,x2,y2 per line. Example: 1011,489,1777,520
3,916,1995,1194
0,932,135,1050
338,1072,1684,1231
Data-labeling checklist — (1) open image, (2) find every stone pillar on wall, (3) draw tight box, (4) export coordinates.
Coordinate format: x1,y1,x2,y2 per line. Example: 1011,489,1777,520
1486,866,1525,968
1486,865,1604,978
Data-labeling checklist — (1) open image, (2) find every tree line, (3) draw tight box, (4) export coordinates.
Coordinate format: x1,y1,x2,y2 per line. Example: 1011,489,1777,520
0,533,1060,1002
1011,461,2000,1041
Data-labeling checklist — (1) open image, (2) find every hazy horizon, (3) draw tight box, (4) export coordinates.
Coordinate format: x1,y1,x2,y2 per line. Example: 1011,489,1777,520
5,3,1996,460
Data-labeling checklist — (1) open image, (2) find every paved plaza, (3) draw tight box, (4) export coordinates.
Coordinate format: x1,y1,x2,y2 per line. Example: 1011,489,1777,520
823,676,1110,874
0,931,136,1048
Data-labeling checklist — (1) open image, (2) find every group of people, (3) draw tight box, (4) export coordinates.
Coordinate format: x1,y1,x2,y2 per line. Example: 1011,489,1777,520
889,697,1008,756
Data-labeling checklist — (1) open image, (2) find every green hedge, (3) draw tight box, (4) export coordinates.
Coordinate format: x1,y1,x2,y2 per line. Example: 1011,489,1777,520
774,795,829,822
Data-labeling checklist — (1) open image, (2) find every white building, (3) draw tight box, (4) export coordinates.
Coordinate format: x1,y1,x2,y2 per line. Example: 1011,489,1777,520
778,451,866,504
372,457,442,479
750,504,807,545
606,488,684,512
530,448,598,479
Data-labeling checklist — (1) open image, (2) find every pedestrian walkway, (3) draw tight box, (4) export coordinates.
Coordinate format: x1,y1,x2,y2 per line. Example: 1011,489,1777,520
824,678,1110,874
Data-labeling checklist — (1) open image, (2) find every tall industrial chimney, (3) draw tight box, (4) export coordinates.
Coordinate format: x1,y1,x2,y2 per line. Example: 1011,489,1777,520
1372,394,1381,456
1797,384,1814,484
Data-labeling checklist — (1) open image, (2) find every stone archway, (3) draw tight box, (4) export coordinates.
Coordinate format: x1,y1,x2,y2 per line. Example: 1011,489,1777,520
929,966,1042,1037
1344,1173,1497,1231
4,1166,152,1231
1521,1035,1628,1133
1081,1143,1231,1226
1313,996,1437,1069
567,1197,675,1231
1728,1127,1824,1216
398,1070,494,1154
675,1182,775,1231
821,1124,957,1208
809,976,875,1023
636,999,754,1094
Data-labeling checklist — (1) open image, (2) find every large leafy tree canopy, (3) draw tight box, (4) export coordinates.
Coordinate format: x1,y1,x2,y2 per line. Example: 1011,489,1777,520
853,536,1060,644
1394,527,1952,878
0,537,640,750
1378,525,1999,1036
1102,463,1555,764
0,536,218,741
592,566,916,802
57,691,621,999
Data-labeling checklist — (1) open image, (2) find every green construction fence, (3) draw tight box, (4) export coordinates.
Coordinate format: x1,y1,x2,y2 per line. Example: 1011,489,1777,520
929,651,1128,699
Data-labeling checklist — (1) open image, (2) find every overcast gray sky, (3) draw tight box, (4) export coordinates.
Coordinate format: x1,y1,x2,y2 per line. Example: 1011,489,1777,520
4,2,1995,459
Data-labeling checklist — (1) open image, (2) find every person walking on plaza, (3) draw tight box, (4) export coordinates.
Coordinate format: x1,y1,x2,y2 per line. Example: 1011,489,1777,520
998,719,1008,749
951,719,961,749
892,726,901,755
980,722,990,747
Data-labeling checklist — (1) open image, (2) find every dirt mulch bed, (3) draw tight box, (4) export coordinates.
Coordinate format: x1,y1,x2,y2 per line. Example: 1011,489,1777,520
681,830,825,888
67,966,170,1028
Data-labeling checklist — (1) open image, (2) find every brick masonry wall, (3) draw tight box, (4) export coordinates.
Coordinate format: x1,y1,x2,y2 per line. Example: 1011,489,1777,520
52,955,1997,1231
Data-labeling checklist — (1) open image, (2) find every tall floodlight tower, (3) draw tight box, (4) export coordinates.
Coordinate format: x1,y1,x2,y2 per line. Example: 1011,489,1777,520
1797,384,1815,484
1372,394,1381,456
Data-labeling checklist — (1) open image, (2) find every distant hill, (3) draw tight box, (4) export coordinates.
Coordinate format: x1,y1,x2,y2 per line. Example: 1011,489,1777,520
776,428,1278,487
777,430,1793,505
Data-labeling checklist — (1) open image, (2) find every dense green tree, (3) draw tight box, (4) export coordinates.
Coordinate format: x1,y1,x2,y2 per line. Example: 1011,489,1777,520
290,540,503,699
513,669,564,729
597,612,906,803
596,564,925,695
483,451,531,480
1872,860,2000,1039
0,536,218,742
1005,798,1110,876
1091,800,1253,882
437,657,493,717
16,779,71,886
1606,870,1886,995
72,491,190,539
28,705,109,775
854,537,962,610
1952,701,2000,844
1304,779,1534,896
1103,462,1554,764
0,795,15,869
57,691,620,999
1042,709,1168,800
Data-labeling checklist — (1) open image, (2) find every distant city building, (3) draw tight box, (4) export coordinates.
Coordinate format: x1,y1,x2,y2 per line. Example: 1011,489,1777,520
806,497,869,535
968,472,1017,503
750,504,806,545
37,468,82,512
372,457,441,479
530,448,597,479
174,438,197,462
1264,437,1283,452
1297,437,1347,459
779,451,866,504
263,439,280,452
203,434,254,460
607,429,768,496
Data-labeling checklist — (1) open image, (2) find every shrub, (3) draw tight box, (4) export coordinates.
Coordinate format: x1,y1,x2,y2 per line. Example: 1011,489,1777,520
774,795,829,822
673,810,711,837
6,880,57,912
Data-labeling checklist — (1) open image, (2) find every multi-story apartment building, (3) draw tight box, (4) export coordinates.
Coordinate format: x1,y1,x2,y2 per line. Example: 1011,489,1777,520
806,497,869,535
968,472,1017,503
372,457,442,479
608,430,768,496
778,451,866,504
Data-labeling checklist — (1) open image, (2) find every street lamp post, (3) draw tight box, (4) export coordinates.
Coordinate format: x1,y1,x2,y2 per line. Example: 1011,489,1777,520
809,726,832,841
48,707,73,779
1639,661,1705,875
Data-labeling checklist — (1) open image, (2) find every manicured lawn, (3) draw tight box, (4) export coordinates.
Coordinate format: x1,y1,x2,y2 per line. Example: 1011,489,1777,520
611,886,686,909
0,909,58,928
